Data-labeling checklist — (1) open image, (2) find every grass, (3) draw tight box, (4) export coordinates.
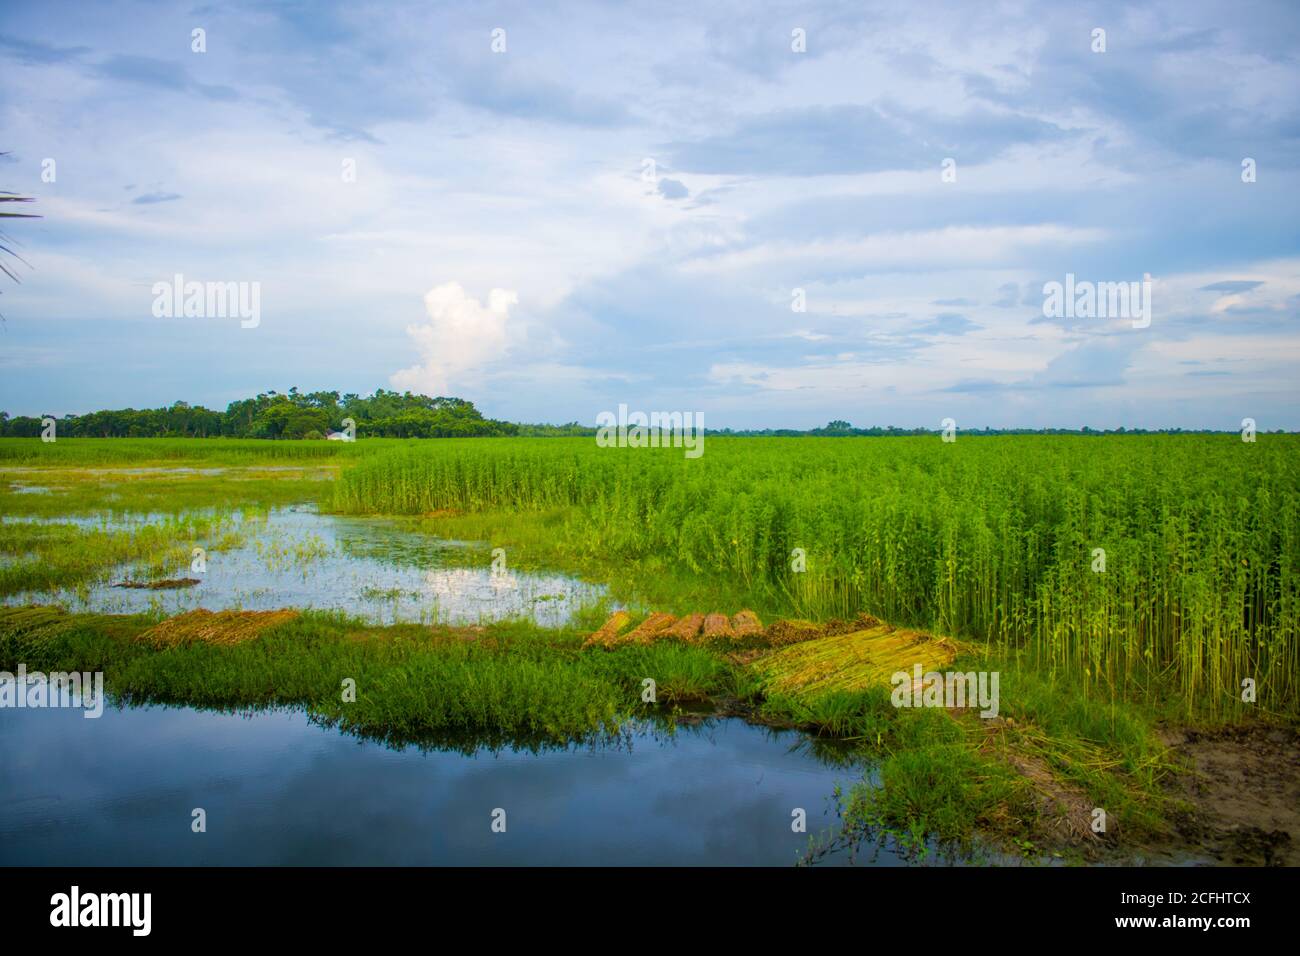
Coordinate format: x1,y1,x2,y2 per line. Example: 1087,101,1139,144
0,448,355,597
755,651,1182,861
0,436,397,466
0,463,335,518
0,605,734,749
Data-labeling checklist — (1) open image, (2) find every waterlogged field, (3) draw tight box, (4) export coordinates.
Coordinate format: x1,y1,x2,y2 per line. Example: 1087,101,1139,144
1,435,1297,866
1,507,603,626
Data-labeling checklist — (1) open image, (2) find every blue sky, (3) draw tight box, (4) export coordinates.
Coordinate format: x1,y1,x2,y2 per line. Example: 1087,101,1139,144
1,0,1297,429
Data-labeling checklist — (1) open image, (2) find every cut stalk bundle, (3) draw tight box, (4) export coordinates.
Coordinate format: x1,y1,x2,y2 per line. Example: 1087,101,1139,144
623,611,676,644
731,609,763,638
702,613,734,639
665,613,705,641
137,609,299,648
755,623,958,697
764,618,824,646
583,610,632,648
0,605,102,642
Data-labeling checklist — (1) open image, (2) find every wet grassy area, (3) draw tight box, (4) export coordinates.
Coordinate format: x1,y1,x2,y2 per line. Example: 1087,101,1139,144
0,600,1218,864
1,437,1295,865
3,507,604,626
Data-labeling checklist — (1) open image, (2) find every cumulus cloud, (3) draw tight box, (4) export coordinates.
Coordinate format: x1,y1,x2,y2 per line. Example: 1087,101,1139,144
390,282,518,396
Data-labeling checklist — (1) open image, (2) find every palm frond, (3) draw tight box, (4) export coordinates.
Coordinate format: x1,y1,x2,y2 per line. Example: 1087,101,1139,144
0,153,40,319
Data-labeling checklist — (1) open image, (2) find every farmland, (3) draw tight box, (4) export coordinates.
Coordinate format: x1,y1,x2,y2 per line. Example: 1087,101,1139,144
335,435,1300,719
2,434,1298,864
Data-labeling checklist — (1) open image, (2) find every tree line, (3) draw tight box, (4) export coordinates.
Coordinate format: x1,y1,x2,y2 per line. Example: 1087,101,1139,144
0,395,1283,440
0,388,591,439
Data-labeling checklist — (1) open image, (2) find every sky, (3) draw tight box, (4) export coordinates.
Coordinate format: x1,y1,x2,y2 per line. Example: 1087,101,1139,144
0,0,1297,430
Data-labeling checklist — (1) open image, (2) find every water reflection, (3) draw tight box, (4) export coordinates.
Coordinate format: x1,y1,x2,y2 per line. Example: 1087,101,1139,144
0,703,888,866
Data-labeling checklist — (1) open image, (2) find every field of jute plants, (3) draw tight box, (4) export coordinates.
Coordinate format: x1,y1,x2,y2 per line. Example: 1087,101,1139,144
334,435,1300,718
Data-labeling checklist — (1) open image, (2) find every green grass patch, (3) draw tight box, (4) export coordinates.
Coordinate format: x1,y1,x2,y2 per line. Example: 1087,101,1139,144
0,607,737,750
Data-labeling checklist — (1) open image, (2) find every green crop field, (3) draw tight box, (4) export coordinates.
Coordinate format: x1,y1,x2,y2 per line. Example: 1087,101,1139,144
335,435,1300,719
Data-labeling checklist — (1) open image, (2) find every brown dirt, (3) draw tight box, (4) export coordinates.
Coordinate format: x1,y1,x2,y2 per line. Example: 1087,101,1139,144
1163,724,1300,866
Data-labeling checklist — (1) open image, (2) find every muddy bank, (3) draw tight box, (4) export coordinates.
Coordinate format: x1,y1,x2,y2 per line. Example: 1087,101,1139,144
1163,724,1300,866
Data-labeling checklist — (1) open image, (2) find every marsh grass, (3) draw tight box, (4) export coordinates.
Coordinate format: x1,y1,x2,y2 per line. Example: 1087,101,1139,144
253,529,333,574
0,464,335,518
0,447,368,601
0,514,242,597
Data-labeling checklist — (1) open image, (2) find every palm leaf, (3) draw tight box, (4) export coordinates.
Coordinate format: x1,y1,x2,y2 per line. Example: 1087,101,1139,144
0,153,40,319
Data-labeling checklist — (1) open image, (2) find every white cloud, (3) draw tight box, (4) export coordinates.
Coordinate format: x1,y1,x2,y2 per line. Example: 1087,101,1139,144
390,282,519,396
679,225,1109,277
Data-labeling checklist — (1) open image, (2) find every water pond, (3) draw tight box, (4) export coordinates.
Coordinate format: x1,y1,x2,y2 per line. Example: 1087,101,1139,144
0,704,892,866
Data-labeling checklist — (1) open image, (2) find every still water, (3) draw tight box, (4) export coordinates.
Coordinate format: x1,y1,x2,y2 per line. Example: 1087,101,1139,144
0,704,894,866
2,507,605,626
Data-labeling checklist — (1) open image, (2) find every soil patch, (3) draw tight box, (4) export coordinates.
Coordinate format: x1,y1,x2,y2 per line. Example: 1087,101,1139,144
1164,724,1300,866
